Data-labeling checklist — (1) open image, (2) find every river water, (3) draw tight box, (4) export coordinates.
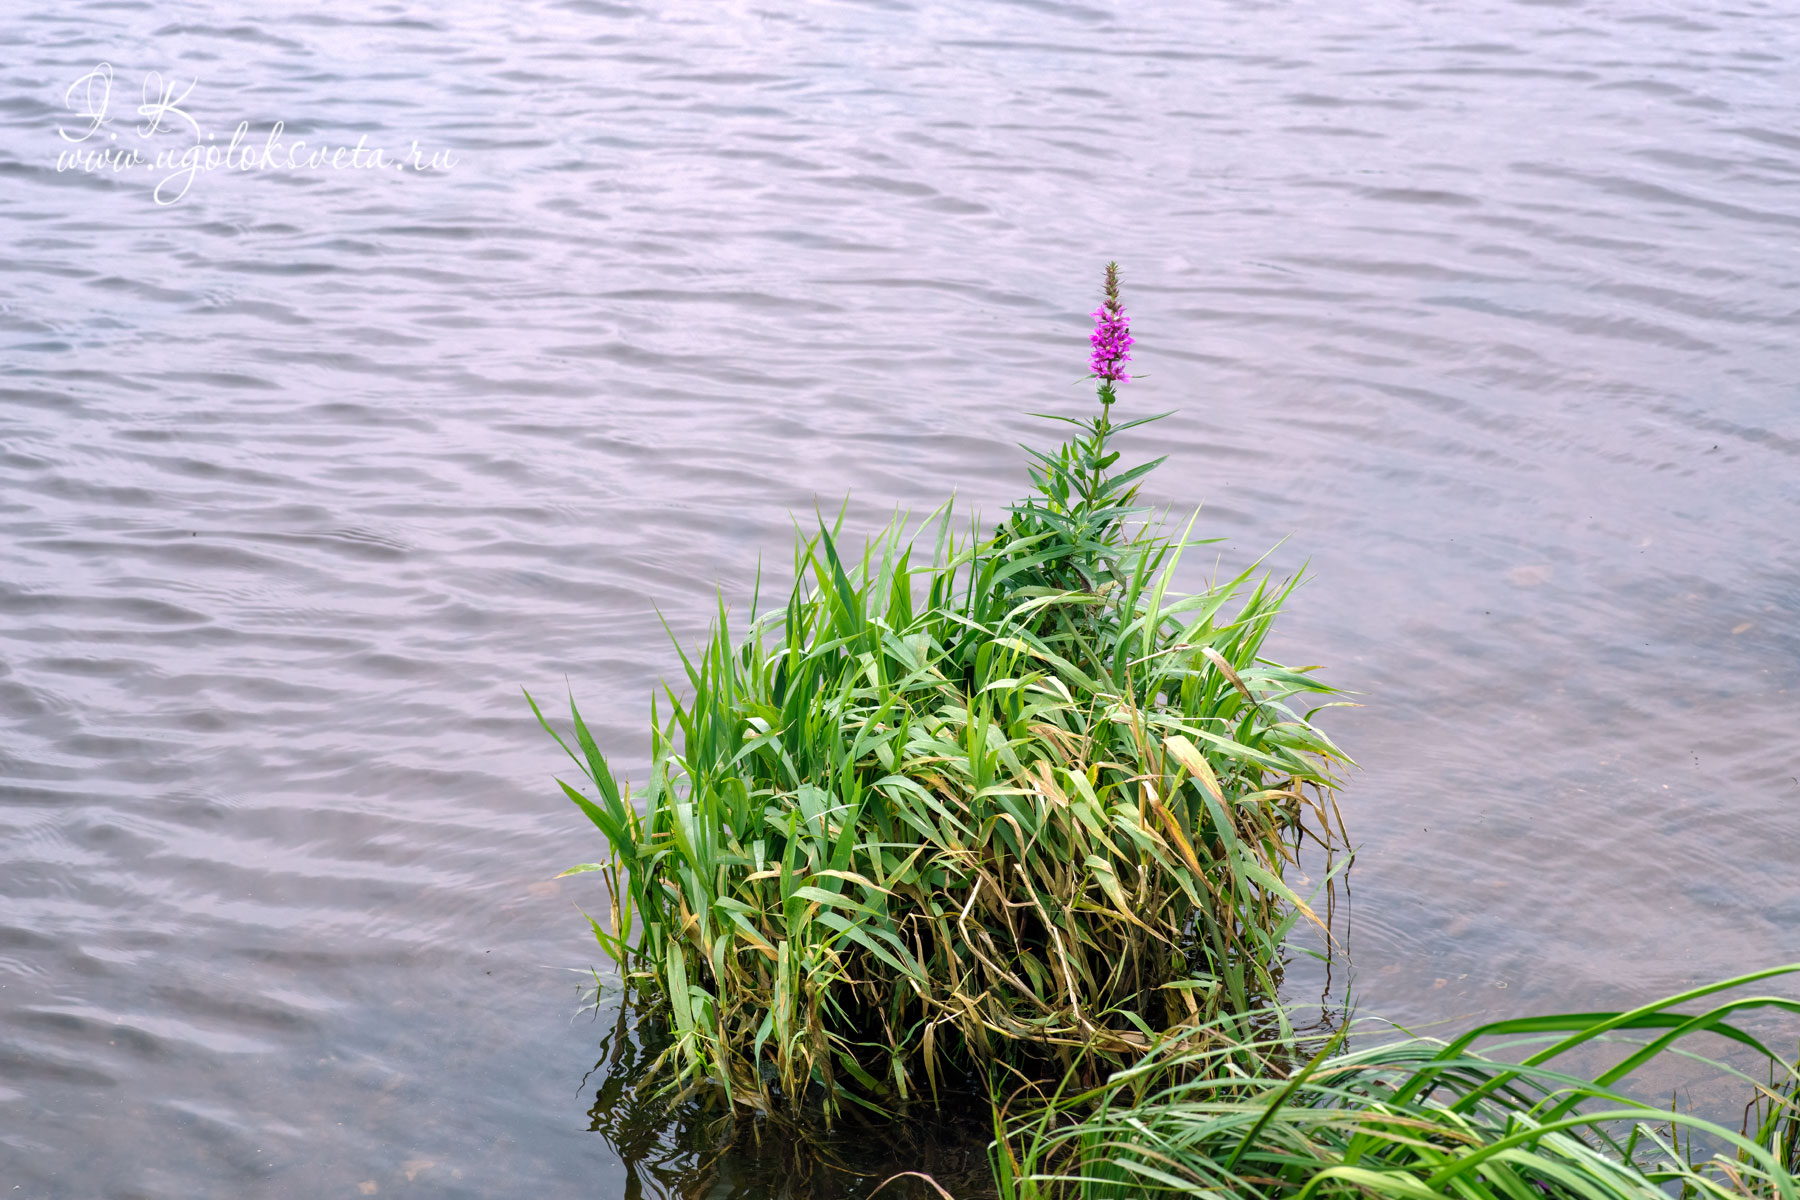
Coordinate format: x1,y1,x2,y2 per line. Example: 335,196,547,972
2,0,1797,1195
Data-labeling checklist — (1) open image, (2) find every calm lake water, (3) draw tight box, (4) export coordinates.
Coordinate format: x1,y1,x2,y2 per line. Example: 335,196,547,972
2,0,1797,1195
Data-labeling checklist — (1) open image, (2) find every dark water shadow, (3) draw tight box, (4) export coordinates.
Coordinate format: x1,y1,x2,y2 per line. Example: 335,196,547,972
581,997,999,1200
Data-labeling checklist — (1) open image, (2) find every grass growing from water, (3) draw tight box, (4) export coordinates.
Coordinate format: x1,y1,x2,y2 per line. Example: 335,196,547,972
538,266,1800,1200
992,966,1800,1200
533,264,1349,1117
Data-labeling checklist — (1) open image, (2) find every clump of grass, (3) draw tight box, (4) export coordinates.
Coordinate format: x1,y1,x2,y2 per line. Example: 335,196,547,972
533,264,1348,1117
992,966,1800,1200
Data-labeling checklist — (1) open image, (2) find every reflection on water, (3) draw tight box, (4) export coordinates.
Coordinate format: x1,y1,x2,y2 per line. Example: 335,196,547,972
1,0,1797,1194
584,996,996,1200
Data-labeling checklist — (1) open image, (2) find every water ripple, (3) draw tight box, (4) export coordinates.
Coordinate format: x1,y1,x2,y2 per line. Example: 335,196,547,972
1,0,1797,1194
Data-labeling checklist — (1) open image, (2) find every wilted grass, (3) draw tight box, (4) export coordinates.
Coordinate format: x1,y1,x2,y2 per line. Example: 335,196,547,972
532,265,1349,1117
991,966,1800,1200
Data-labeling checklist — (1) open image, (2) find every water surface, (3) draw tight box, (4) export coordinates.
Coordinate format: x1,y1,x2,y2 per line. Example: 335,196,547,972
2,0,1797,1195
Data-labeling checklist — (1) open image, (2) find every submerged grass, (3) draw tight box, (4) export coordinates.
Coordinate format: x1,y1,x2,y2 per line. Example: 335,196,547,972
992,966,1800,1200
534,264,1349,1117
582,983,999,1200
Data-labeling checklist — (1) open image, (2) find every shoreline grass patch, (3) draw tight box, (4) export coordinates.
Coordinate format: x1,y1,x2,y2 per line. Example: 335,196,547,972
533,264,1349,1117
991,966,1800,1200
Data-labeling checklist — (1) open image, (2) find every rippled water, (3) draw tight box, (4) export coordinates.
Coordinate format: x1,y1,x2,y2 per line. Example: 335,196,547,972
2,0,1797,1195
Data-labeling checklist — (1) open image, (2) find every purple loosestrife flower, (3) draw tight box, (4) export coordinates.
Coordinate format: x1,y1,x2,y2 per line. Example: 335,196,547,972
1088,262,1133,387
1089,309,1133,383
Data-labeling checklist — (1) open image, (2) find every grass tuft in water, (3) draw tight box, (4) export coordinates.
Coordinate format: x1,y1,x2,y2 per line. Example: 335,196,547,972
990,966,1800,1200
531,263,1349,1117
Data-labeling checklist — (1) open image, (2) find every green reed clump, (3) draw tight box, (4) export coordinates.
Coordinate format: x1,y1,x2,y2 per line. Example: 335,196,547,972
532,264,1348,1117
992,966,1800,1200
